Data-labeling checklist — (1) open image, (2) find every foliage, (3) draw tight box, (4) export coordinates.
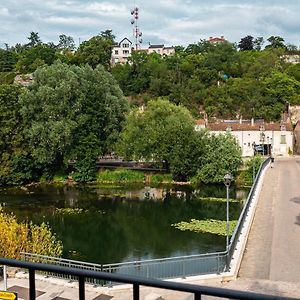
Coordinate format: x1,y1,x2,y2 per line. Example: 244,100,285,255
0,72,15,84
0,208,62,259
238,35,254,51
97,169,145,183
16,44,57,73
172,219,238,236
0,84,33,186
150,174,173,184
74,32,115,70
195,133,242,184
117,99,206,181
265,36,286,50
0,49,17,71
19,61,128,182
236,156,263,186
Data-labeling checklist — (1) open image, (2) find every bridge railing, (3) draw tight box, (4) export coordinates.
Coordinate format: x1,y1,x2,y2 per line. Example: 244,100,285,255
0,256,297,300
228,156,271,263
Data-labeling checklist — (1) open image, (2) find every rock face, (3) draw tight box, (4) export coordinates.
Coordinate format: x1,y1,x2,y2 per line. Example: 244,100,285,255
289,105,300,125
14,74,33,86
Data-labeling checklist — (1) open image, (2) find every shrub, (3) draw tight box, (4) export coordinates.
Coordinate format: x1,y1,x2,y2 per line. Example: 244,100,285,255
0,208,62,259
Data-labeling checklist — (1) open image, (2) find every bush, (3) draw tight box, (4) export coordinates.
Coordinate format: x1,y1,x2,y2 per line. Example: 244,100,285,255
0,208,62,259
237,156,263,186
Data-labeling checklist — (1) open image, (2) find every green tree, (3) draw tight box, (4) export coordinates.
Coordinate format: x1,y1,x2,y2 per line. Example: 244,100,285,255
238,35,254,51
0,49,17,71
57,34,75,51
196,133,242,184
19,62,128,181
117,99,205,181
265,36,286,50
26,32,42,48
16,44,57,73
75,31,115,69
0,84,36,185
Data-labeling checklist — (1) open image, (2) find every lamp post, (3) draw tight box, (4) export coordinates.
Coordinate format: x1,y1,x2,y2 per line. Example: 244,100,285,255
260,128,265,156
223,173,232,252
252,142,256,182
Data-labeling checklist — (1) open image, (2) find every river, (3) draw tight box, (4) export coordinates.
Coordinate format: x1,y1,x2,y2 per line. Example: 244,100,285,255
0,183,247,265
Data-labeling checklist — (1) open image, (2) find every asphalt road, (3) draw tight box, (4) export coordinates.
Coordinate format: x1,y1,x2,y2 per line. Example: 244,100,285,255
239,157,300,282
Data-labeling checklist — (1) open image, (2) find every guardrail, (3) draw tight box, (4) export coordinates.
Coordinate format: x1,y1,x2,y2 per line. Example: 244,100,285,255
20,157,271,283
0,257,297,300
228,157,270,263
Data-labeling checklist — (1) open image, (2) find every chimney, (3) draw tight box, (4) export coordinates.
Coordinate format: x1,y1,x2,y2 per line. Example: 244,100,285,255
251,118,254,126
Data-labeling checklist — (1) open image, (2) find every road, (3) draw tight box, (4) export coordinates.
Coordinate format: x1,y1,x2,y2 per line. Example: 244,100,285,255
235,157,300,297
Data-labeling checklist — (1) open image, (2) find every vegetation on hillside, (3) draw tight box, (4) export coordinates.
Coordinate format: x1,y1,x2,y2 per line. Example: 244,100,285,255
0,31,298,186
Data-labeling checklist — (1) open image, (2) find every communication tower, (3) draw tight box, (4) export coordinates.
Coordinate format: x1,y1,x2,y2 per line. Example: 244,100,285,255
130,6,142,50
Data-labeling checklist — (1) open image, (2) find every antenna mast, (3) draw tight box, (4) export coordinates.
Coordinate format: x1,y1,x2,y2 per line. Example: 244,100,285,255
130,4,142,50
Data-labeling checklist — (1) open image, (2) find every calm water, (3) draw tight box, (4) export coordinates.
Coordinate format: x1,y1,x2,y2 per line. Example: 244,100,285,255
0,183,247,265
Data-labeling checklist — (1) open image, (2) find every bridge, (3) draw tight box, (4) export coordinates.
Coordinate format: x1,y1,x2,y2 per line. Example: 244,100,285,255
236,156,300,295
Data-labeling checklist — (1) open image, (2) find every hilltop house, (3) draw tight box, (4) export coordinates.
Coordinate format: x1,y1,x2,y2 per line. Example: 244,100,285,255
147,44,175,56
195,118,294,157
111,39,175,66
111,37,133,65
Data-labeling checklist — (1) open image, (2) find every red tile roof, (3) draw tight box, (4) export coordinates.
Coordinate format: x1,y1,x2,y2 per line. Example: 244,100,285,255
207,122,293,131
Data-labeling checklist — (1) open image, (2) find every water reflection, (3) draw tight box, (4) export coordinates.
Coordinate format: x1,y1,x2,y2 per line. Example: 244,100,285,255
0,184,248,265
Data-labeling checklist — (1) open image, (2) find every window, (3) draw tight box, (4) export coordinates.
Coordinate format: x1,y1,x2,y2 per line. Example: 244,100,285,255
280,135,286,144
122,43,129,48
123,50,129,55
114,50,119,55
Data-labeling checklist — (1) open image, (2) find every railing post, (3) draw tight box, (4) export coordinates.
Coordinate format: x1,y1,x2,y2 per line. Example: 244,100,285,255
133,283,139,300
194,293,201,300
29,268,36,300
79,276,85,300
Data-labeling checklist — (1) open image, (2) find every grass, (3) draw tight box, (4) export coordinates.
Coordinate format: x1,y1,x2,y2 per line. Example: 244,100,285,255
149,174,173,184
97,169,145,183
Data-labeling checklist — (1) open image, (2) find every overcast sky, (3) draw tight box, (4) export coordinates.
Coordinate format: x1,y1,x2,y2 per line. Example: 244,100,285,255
0,0,299,49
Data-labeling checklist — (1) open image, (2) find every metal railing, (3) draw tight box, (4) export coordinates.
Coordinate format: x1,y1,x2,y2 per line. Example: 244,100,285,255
228,157,270,262
20,157,271,282
0,257,297,300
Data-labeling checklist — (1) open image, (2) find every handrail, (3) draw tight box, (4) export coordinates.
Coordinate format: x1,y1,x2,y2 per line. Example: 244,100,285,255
228,157,271,262
0,257,297,300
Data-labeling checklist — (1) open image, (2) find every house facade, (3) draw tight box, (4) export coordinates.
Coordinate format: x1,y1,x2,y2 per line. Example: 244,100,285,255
195,119,294,157
111,38,133,65
111,39,175,66
147,44,175,56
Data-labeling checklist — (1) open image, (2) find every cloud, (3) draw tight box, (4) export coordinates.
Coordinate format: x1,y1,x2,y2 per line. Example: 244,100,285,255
0,0,299,48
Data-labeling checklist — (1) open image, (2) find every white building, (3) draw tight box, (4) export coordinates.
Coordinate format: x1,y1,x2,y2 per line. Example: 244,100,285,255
111,38,132,65
195,119,294,157
147,44,175,56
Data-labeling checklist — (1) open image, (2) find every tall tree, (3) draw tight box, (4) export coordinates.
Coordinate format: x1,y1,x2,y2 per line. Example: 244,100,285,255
75,31,115,69
196,133,242,183
19,62,128,181
253,37,264,51
238,35,254,51
58,34,75,51
265,36,286,50
117,99,205,181
26,32,42,48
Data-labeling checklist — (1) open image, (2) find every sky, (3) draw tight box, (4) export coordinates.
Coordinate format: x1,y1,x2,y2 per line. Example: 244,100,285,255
0,0,299,49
